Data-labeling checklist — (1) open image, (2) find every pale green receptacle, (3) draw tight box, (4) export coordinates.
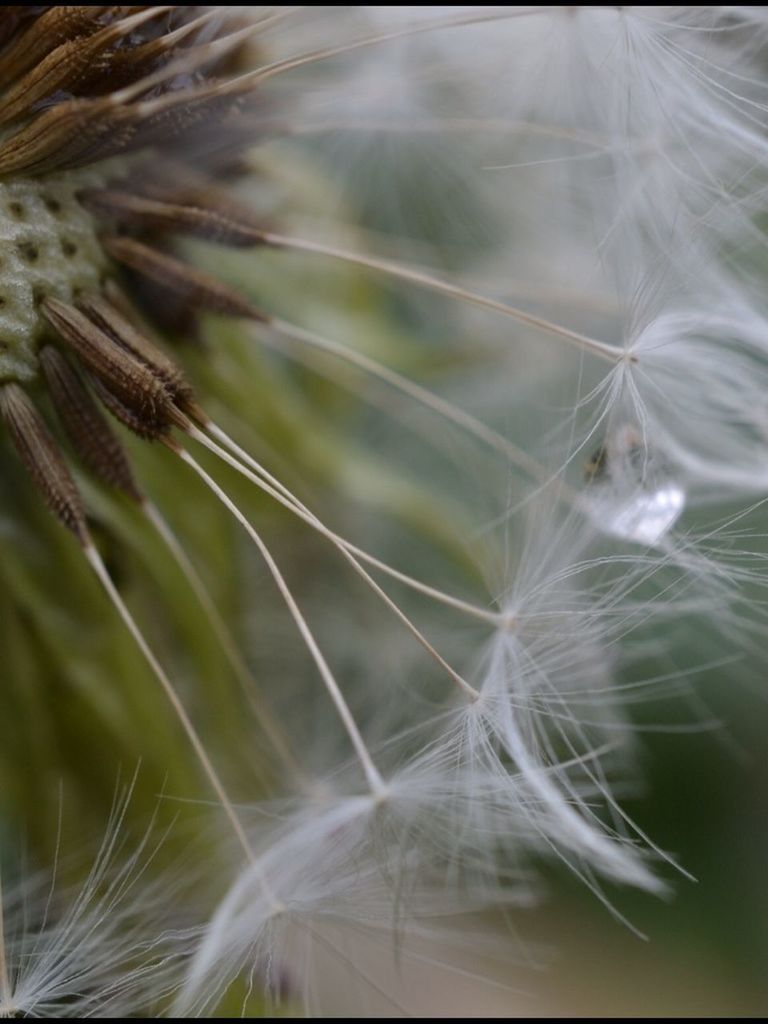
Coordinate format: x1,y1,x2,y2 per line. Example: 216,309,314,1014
0,171,109,383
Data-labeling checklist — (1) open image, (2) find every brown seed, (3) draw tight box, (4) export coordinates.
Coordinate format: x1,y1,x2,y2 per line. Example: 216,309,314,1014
0,7,269,175
102,11,238,92
42,296,176,436
88,374,171,441
40,346,143,502
103,236,266,319
0,382,89,542
0,95,138,176
79,294,196,409
0,7,104,83
0,9,168,126
80,189,268,247
121,157,243,205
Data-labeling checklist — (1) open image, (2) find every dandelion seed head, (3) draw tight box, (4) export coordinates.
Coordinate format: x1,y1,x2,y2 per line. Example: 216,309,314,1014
0,5,764,1017
602,294,768,498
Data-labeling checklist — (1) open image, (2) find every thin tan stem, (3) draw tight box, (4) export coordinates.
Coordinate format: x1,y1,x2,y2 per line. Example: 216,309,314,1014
205,421,501,626
109,9,297,107
142,500,307,788
261,317,567,491
234,9,555,91
84,545,258,869
261,236,622,363
175,449,388,797
186,423,482,701
133,9,556,118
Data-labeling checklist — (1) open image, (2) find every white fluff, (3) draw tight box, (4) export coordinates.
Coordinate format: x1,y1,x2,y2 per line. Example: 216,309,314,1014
171,7,768,1011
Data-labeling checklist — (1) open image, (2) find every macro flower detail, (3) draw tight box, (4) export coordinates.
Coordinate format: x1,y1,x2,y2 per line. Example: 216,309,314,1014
0,6,766,1018
0,9,255,507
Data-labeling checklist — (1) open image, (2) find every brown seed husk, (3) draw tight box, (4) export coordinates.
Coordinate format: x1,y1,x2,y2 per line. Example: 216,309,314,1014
80,189,267,247
0,382,88,541
103,236,264,319
79,294,195,408
40,345,143,502
42,296,176,437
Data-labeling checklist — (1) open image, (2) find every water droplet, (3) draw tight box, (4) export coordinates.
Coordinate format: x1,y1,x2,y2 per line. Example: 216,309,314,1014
582,424,685,545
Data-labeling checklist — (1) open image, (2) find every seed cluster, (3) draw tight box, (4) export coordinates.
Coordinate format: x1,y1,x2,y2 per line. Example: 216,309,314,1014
0,8,270,539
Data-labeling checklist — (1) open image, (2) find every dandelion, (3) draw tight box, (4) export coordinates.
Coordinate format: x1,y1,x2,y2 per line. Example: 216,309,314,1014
0,5,765,1017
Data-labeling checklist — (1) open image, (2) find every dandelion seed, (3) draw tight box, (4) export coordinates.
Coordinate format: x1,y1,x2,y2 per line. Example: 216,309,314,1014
0,6,765,1018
